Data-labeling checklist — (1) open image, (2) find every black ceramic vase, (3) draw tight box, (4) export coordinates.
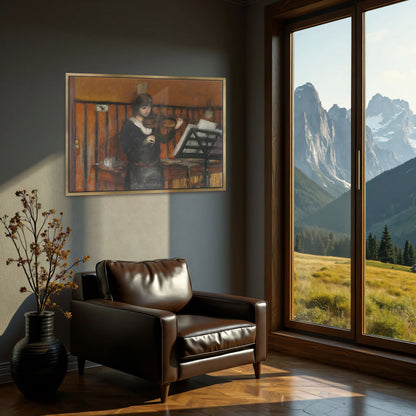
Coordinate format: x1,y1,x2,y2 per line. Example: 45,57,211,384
11,311,68,400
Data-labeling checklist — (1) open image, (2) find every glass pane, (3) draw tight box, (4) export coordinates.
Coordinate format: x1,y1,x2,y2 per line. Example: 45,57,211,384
292,18,352,329
365,0,416,343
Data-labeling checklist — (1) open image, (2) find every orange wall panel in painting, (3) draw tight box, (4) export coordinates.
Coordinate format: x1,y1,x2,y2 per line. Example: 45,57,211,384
74,103,85,192
86,104,97,191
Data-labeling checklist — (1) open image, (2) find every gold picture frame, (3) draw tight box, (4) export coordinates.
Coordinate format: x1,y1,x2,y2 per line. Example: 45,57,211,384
66,73,226,195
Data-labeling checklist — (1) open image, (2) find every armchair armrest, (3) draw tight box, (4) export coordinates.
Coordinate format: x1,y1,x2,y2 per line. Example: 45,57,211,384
72,272,103,301
185,291,265,321
70,298,178,384
182,291,267,362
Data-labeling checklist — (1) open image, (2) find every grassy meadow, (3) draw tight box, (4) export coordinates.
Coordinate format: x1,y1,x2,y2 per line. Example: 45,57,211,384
294,252,416,342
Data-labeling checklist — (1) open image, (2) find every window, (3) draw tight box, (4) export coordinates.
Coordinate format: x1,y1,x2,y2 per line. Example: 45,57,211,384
364,0,416,346
292,18,352,332
266,0,416,357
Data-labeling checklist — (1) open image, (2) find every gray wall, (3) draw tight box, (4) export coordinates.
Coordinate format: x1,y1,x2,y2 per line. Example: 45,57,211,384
245,1,266,299
245,0,275,299
0,0,247,362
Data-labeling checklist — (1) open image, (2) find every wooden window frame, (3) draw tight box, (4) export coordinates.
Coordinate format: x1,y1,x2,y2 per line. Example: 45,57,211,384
283,7,357,341
265,0,416,384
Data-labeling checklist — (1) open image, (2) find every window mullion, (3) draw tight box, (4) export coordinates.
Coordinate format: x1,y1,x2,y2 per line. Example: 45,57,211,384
352,3,366,343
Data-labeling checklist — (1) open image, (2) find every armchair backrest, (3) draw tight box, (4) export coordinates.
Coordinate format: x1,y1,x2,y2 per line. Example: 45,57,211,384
95,257,193,312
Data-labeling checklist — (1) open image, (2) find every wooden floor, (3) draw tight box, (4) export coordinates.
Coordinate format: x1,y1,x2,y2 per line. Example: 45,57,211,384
1,351,415,416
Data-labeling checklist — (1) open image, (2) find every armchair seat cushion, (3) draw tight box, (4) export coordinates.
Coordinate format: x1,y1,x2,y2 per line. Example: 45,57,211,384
177,315,256,362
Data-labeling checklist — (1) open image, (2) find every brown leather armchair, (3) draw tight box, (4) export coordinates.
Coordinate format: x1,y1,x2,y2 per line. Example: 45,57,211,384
70,258,267,402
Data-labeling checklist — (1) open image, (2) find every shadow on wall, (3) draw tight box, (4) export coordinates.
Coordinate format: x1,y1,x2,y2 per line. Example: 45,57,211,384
0,195,88,361
0,290,74,363
0,295,37,362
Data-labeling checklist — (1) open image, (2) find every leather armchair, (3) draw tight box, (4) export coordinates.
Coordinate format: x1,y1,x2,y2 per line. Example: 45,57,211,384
70,258,267,402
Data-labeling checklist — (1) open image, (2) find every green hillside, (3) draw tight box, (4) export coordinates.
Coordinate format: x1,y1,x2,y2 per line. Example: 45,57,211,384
300,187,350,233
300,157,416,247
294,167,334,222
369,205,416,246
366,157,416,228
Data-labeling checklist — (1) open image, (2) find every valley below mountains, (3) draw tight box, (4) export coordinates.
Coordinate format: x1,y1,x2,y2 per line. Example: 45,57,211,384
300,156,416,248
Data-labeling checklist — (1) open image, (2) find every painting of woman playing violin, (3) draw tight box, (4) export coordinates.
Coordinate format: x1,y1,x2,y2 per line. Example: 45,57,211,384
65,73,226,195
121,93,184,190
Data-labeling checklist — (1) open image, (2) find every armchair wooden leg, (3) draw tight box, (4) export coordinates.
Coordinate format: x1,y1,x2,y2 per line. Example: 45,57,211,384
77,357,86,375
253,362,261,379
160,384,170,403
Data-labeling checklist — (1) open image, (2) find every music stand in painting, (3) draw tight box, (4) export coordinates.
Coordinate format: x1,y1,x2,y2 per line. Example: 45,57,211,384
172,120,223,187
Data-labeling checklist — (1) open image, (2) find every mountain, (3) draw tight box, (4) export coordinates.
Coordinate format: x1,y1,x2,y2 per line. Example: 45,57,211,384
294,83,400,198
366,93,416,164
365,125,399,180
294,83,416,241
327,104,399,182
301,156,416,247
294,83,349,197
294,167,334,223
327,104,350,178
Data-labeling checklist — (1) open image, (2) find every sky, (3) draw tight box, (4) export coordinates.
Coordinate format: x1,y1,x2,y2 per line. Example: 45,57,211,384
294,0,416,112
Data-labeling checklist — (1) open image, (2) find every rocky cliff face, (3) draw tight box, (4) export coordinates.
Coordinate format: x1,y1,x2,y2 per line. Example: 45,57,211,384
327,104,350,179
294,83,349,197
294,83,407,197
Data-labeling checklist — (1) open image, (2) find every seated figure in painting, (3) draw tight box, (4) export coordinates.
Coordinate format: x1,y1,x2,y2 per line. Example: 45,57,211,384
121,93,183,190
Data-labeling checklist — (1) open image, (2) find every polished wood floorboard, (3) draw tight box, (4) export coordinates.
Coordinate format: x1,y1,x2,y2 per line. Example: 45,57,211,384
1,352,415,416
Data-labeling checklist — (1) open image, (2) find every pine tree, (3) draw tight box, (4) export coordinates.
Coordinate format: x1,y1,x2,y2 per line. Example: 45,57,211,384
295,234,304,253
327,232,335,256
366,233,372,259
404,240,411,266
399,246,404,265
373,236,379,260
378,224,394,263
366,232,378,260
394,244,403,265
408,243,416,266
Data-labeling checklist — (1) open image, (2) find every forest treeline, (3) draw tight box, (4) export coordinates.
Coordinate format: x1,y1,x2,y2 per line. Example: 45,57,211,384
366,225,416,266
294,227,350,258
294,224,416,266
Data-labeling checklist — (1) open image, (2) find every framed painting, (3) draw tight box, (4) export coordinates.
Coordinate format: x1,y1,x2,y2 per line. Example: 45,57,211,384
65,73,226,195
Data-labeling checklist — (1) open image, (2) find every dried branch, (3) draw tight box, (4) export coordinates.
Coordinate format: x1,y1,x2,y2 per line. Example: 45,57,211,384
1,190,90,317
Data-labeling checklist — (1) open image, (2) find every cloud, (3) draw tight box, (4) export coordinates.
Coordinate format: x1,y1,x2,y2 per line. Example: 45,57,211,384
381,70,406,81
366,29,388,43
396,44,416,57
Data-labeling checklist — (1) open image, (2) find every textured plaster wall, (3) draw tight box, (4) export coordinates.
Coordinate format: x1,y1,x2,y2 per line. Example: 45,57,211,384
0,0,245,363
0,155,169,359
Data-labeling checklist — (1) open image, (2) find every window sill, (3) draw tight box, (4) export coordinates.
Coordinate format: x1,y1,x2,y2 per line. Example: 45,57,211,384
268,330,416,385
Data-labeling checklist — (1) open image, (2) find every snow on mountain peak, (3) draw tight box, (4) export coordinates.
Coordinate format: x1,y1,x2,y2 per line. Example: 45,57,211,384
366,113,384,132
366,93,416,159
